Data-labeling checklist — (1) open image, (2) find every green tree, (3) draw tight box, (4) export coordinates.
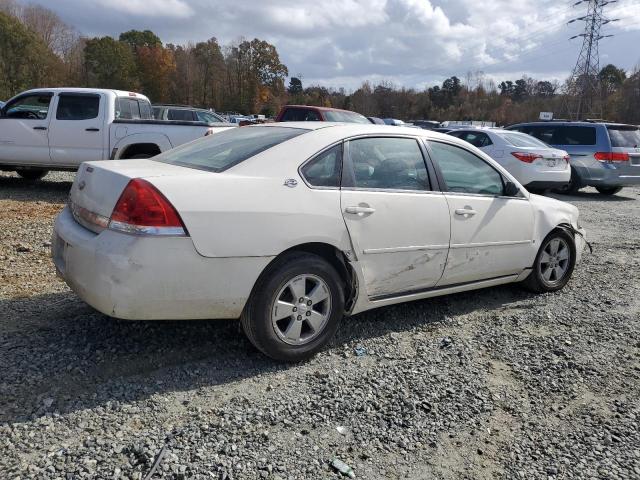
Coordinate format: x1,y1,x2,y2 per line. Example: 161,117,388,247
287,77,303,94
84,36,139,90
119,30,162,49
0,11,65,99
599,64,626,96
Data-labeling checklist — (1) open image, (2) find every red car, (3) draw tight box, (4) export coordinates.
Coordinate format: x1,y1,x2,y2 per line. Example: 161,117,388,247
275,105,371,124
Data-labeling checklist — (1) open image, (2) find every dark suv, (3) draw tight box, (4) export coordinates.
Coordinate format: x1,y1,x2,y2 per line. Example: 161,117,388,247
275,105,371,124
506,121,640,195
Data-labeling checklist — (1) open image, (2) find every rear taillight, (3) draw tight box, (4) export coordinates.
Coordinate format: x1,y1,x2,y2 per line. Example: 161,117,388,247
511,152,542,163
109,179,187,236
563,154,570,163
594,152,629,162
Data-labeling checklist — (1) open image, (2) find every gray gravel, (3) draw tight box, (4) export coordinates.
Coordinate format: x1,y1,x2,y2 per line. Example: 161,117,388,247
1,170,639,479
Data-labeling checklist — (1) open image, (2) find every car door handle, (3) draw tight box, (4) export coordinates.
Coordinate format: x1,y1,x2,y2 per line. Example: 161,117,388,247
345,206,376,215
455,208,477,216
33,126,47,130
85,128,100,132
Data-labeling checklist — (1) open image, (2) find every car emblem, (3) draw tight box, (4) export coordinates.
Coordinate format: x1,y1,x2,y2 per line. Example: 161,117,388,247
283,178,298,188
78,181,86,190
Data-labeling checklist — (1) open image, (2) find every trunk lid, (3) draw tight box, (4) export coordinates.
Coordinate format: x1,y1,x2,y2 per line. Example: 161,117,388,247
69,159,208,231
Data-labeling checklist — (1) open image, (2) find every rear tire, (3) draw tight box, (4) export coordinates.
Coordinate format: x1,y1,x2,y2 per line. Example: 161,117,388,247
553,167,581,195
241,252,345,362
16,168,48,181
595,186,623,195
522,229,576,293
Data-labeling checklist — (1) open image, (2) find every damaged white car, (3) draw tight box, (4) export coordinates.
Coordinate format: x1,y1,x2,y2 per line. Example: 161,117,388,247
52,123,586,361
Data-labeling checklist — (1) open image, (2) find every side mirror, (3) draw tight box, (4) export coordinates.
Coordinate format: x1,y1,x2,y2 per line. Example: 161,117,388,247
504,181,520,197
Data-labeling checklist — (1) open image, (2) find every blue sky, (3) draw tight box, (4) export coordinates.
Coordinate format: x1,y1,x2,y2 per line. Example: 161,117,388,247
23,0,640,90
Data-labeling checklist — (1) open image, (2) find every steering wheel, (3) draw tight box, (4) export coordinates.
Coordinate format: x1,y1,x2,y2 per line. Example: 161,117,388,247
25,111,39,119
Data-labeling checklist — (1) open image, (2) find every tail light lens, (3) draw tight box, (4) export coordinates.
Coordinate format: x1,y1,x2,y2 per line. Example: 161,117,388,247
109,179,188,236
511,152,542,163
563,154,570,163
594,152,629,162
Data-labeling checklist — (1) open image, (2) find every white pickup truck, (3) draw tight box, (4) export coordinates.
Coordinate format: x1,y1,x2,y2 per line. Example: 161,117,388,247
0,88,235,180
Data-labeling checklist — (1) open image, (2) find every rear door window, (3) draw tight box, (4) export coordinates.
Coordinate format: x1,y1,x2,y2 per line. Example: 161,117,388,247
607,126,640,148
552,126,596,146
56,94,100,120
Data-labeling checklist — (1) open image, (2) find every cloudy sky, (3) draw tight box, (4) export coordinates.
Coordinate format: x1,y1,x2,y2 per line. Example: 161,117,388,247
23,0,640,90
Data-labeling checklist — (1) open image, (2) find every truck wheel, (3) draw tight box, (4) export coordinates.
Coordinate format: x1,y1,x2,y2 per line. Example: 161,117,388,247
241,252,345,362
595,186,623,195
521,229,576,294
553,167,581,195
16,168,48,180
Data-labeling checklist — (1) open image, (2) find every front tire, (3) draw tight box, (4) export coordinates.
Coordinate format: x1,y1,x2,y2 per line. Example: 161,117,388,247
241,252,345,362
16,168,48,180
595,186,623,195
522,229,576,293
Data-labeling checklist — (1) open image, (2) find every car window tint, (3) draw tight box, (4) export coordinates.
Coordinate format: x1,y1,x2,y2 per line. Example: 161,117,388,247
4,94,51,119
429,141,504,195
197,111,224,123
552,126,596,145
607,126,640,148
154,126,307,172
138,101,153,120
499,132,549,148
152,107,162,119
56,94,100,120
301,144,342,187
115,98,141,120
282,108,320,121
344,137,430,191
168,109,195,121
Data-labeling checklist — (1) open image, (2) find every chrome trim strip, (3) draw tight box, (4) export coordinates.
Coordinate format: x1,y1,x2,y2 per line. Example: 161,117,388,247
450,240,532,249
108,220,186,237
363,244,449,254
69,201,108,234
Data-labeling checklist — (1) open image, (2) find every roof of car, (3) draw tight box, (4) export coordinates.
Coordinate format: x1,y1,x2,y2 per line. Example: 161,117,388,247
282,105,365,114
508,121,637,128
254,122,457,140
19,87,150,100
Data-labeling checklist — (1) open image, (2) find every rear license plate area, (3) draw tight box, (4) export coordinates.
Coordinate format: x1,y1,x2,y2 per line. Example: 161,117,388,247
52,234,67,276
545,159,557,167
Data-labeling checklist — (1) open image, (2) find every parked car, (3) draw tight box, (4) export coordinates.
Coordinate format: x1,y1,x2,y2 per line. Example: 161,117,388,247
0,100,4,109
367,116,386,125
276,105,370,124
0,88,235,180
506,121,640,195
383,118,406,126
53,123,585,361
410,120,441,130
447,128,570,191
153,104,228,123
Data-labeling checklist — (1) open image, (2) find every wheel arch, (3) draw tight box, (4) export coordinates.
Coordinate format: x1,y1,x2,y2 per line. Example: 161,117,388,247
112,133,172,159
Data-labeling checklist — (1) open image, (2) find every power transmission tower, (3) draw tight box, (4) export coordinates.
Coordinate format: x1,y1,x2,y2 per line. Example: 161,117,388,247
565,0,619,120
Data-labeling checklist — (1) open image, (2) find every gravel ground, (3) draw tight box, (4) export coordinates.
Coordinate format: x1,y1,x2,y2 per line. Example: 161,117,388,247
0,170,639,480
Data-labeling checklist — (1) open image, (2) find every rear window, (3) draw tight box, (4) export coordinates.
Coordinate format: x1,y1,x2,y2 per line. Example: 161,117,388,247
323,110,371,124
154,126,307,172
607,126,640,148
498,132,549,148
116,98,153,120
168,109,195,121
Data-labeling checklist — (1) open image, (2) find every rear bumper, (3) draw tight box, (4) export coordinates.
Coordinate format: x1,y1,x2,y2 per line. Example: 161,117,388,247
574,164,640,187
52,207,273,320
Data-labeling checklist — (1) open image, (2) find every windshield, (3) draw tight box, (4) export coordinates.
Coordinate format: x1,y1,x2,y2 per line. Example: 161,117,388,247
499,132,550,149
323,110,371,124
607,126,640,148
153,126,307,172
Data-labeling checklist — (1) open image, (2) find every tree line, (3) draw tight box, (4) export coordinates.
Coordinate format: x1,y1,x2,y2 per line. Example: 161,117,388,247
0,0,638,124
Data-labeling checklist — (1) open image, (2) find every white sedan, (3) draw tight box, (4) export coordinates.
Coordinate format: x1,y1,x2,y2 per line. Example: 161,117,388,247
52,123,586,361
447,128,571,192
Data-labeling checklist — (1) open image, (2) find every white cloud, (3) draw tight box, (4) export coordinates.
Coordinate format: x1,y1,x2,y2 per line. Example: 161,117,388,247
94,0,194,18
